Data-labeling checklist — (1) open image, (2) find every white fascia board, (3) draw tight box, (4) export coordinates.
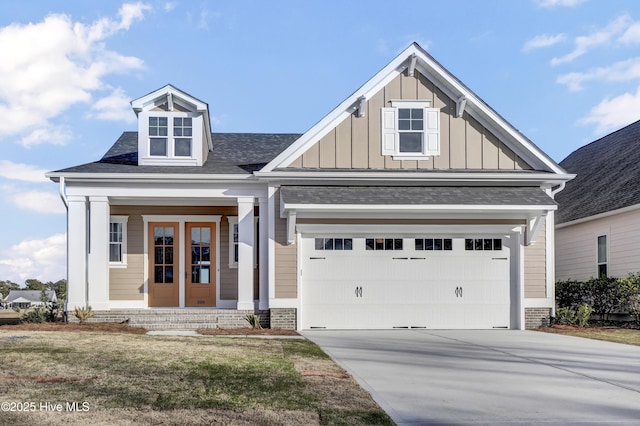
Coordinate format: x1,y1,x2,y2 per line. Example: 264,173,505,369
283,203,556,214
261,45,421,172
255,170,575,185
555,202,640,229
46,172,255,183
131,84,208,113
65,185,265,199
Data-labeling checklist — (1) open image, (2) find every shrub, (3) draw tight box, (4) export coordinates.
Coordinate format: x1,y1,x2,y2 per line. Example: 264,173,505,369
244,313,262,329
555,307,577,325
555,279,585,310
576,303,593,328
21,306,46,323
73,305,95,324
586,276,627,321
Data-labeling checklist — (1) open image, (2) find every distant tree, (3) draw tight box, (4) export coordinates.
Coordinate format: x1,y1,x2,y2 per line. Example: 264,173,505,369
47,279,67,302
0,280,20,298
24,279,46,291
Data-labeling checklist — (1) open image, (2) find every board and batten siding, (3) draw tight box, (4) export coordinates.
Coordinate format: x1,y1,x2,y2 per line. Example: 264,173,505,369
556,208,640,281
274,189,297,298
288,71,531,171
109,205,239,302
524,223,546,298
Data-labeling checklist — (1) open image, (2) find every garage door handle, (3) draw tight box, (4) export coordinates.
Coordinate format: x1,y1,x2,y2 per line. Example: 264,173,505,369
492,257,508,260
309,257,326,260
393,257,409,260
410,257,426,260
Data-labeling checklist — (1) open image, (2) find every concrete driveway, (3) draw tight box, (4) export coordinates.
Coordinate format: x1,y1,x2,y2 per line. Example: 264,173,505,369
303,330,640,425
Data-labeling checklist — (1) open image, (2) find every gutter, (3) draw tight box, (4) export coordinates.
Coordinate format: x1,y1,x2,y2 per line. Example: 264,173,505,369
59,176,69,209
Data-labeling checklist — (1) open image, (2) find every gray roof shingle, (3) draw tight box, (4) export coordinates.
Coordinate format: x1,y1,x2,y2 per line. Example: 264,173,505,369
53,132,301,175
556,119,640,224
6,290,56,303
280,186,556,206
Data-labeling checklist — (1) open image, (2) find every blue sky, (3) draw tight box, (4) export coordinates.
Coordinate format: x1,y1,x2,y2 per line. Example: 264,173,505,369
1,0,640,284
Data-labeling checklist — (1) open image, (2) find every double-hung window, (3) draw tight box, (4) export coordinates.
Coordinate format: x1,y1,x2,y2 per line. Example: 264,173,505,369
173,117,192,156
149,117,168,156
109,216,128,267
381,101,440,159
148,115,193,158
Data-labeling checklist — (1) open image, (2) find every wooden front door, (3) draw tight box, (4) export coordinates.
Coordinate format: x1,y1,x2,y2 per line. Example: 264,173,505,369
185,223,216,307
148,223,179,307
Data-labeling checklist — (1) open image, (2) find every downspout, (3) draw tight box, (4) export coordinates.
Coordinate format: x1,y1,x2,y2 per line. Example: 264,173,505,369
59,177,69,319
59,176,69,208
550,182,565,199
547,181,566,320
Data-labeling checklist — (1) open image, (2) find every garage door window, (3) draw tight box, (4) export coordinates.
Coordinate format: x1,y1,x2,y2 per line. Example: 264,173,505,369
315,238,353,250
465,238,502,251
365,238,403,251
415,238,452,251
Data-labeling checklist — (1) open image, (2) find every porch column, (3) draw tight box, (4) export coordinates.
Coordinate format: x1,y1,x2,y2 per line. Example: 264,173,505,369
237,197,255,310
258,196,269,310
66,196,88,310
87,196,110,310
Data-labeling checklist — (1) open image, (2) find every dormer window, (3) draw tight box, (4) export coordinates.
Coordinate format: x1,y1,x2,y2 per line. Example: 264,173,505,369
173,117,192,157
132,84,213,167
149,117,168,156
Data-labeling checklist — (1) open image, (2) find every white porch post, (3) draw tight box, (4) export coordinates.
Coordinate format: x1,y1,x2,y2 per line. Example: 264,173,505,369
258,196,269,310
237,197,255,309
87,196,110,310
66,196,88,310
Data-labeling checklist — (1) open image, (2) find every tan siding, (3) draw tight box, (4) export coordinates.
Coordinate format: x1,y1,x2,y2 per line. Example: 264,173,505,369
335,117,352,168
319,129,336,168
383,74,402,169
286,69,535,171
274,190,297,298
289,155,303,168
482,130,500,169
352,110,369,168
524,223,546,298
368,90,385,169
466,115,483,169
108,205,238,302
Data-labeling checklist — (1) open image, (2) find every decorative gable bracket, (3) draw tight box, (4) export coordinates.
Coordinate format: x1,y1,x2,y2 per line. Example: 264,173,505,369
525,213,547,246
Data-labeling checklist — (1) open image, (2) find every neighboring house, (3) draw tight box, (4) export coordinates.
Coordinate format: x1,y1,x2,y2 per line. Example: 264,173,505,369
556,119,640,281
6,290,57,309
47,43,572,330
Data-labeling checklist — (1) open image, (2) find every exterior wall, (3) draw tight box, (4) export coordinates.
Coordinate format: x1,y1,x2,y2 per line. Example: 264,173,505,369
109,205,239,302
524,223,547,298
289,71,531,171
274,189,297,298
270,308,297,329
525,307,551,329
556,208,640,281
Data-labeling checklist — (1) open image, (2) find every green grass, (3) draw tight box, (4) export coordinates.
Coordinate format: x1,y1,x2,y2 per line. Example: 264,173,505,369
563,328,640,346
0,331,393,425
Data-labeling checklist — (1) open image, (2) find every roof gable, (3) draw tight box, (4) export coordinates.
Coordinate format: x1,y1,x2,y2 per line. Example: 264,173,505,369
261,43,565,174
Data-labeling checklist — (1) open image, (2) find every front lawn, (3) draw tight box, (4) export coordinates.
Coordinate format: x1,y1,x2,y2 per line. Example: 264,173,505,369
0,329,392,425
539,325,640,346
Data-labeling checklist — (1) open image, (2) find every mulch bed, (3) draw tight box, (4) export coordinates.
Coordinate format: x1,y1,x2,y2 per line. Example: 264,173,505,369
197,327,299,336
538,324,639,334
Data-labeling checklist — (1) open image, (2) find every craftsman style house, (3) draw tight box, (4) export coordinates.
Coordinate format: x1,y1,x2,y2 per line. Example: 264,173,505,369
556,120,640,281
48,43,573,330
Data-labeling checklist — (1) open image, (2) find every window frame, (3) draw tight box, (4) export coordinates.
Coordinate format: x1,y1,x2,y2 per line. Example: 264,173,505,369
381,100,440,160
227,216,258,269
109,216,128,268
147,114,195,159
597,234,608,277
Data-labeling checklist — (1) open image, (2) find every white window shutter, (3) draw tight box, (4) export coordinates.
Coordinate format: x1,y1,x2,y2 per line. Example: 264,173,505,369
381,107,397,156
424,107,440,156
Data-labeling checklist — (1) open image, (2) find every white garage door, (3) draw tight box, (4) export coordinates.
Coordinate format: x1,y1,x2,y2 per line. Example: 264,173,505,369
301,235,511,329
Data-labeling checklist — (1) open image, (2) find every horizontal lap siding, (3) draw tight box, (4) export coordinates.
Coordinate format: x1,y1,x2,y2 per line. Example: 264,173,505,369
556,209,640,281
109,205,238,302
524,223,546,298
288,70,532,171
274,189,297,298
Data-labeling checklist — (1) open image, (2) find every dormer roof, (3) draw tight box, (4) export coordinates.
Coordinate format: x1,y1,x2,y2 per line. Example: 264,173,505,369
131,84,213,152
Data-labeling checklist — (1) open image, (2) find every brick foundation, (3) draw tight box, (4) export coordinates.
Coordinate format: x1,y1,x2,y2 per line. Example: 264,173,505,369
525,307,552,329
269,308,297,330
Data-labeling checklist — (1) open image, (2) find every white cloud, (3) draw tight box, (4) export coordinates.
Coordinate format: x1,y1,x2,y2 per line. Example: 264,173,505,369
580,86,640,134
0,233,66,283
164,2,177,12
11,190,66,214
89,87,136,122
551,15,632,66
537,0,587,8
557,57,640,91
0,2,150,146
19,126,73,147
619,22,640,44
0,160,49,182
522,33,566,52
